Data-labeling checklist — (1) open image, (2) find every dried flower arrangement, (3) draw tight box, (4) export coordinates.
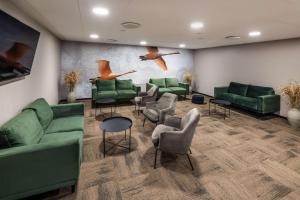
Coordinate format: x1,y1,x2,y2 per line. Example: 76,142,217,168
64,71,80,92
281,82,300,108
183,71,192,85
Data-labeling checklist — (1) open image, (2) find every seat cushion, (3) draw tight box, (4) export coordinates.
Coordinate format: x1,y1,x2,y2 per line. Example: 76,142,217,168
217,93,239,102
165,78,179,87
97,91,118,98
117,90,136,99
152,124,179,146
45,116,84,134
158,87,172,95
0,110,44,147
169,87,186,95
96,80,116,91
234,96,258,110
116,79,133,90
150,78,166,88
247,85,275,98
228,82,249,96
23,98,53,130
143,109,159,122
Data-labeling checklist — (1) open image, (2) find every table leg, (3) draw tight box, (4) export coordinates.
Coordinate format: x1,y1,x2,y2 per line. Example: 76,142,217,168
129,128,131,152
103,130,106,158
111,105,113,117
95,107,96,117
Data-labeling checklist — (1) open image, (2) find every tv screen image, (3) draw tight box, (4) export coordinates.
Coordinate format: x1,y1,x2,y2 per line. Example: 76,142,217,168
0,10,40,82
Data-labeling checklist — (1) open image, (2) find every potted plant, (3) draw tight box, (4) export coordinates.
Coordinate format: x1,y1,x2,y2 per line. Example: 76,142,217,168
281,82,300,128
183,71,192,94
64,71,80,103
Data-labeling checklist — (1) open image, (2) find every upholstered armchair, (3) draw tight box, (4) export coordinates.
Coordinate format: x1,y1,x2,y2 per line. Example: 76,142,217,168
142,93,177,126
151,108,200,170
133,85,159,115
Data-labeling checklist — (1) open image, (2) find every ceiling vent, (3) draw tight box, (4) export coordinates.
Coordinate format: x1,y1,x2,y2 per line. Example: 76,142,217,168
225,35,241,39
107,39,118,42
121,22,141,29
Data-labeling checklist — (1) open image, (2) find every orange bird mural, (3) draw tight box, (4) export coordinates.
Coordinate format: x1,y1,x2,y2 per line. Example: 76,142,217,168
139,46,180,71
89,60,136,83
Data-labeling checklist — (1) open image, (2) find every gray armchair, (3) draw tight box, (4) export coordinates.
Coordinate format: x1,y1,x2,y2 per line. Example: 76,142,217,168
142,93,177,126
133,85,159,115
151,108,200,170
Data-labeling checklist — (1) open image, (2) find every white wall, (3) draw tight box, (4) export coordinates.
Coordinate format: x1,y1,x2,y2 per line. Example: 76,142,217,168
0,1,61,125
193,39,300,117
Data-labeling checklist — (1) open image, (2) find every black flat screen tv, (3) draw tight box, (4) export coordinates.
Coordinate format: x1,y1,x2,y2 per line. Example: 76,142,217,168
0,10,40,83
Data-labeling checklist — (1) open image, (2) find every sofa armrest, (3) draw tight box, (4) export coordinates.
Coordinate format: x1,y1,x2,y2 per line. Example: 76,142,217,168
132,84,141,96
214,86,229,98
0,139,80,198
257,95,281,114
146,83,155,91
51,103,84,118
92,84,97,101
179,82,189,92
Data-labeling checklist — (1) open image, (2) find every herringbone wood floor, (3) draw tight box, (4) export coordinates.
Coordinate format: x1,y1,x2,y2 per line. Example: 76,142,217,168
44,96,300,200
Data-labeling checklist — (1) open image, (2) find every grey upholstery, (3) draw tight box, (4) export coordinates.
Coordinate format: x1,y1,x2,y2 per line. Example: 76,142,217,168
152,108,200,154
143,93,177,124
134,85,159,108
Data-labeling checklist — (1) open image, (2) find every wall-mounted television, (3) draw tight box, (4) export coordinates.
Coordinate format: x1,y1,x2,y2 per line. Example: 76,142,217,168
0,10,40,84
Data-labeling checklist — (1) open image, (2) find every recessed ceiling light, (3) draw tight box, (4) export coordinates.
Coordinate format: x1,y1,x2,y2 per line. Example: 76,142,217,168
249,31,261,37
92,7,109,16
179,44,186,48
89,34,99,39
225,35,241,39
190,22,204,29
121,22,141,29
140,41,147,45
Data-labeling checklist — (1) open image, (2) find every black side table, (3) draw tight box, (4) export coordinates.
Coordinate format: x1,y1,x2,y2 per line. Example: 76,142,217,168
95,98,116,117
100,117,132,157
209,99,231,119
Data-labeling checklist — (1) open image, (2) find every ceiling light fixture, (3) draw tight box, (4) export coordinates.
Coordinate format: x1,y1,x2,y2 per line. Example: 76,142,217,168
179,44,186,48
248,31,261,37
190,22,204,29
225,35,241,39
140,41,147,45
89,34,99,39
92,7,109,16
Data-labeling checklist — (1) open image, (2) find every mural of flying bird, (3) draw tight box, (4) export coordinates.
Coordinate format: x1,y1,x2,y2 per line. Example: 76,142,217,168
139,46,180,71
89,60,136,83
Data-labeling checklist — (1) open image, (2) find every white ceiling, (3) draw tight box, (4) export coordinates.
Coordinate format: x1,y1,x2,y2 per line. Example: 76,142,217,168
11,0,300,49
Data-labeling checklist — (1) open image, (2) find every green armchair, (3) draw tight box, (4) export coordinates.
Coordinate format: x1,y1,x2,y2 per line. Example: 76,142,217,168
214,82,280,114
146,78,189,97
0,98,84,200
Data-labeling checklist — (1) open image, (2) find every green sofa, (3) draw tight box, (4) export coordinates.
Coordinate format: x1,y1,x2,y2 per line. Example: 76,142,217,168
92,79,140,106
0,98,84,200
146,78,189,97
214,82,280,114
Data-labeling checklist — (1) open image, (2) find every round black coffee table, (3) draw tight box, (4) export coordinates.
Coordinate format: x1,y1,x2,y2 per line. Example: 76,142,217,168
95,98,116,117
209,99,231,119
100,117,132,157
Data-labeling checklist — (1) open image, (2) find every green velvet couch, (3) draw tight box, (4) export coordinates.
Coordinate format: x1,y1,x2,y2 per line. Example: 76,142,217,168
214,82,280,114
0,98,84,200
146,78,189,97
92,79,140,106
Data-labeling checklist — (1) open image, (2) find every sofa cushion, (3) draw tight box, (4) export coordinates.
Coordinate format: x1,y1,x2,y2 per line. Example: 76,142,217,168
45,116,84,134
23,98,53,130
116,79,133,90
117,89,136,99
217,93,239,102
158,87,172,95
150,78,166,88
97,91,118,98
96,80,116,91
0,110,44,147
247,85,275,98
169,87,186,95
165,78,179,87
228,82,249,96
234,96,258,110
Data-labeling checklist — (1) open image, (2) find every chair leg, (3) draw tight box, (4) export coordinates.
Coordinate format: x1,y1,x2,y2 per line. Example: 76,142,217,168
143,118,146,127
154,148,158,169
71,184,76,193
186,153,194,171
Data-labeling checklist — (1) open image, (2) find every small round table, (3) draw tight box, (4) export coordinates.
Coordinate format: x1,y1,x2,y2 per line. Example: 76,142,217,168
95,98,116,117
100,117,132,157
209,99,231,119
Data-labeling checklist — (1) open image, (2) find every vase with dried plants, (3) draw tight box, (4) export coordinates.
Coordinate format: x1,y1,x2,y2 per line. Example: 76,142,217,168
281,82,300,128
64,71,80,103
183,71,192,94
